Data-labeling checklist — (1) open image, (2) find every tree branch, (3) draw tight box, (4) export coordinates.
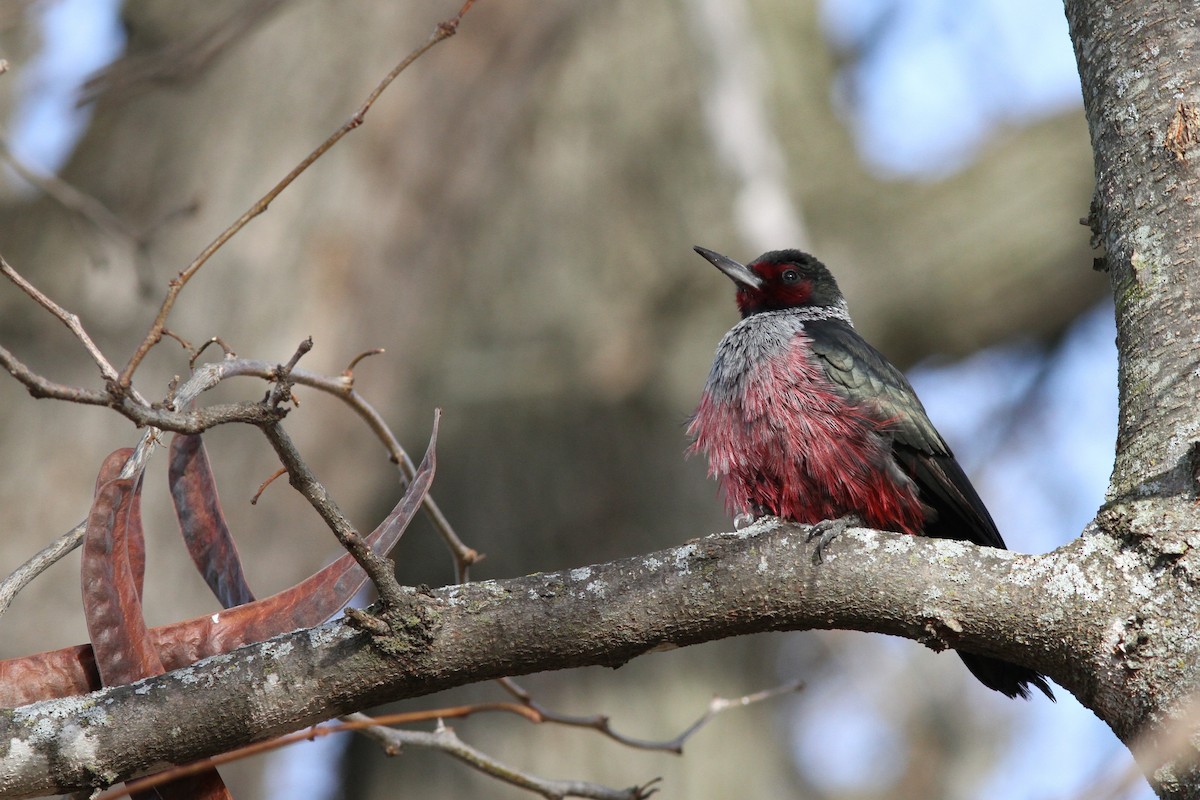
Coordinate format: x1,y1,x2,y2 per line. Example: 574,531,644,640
0,522,1105,798
355,720,656,800
116,0,478,387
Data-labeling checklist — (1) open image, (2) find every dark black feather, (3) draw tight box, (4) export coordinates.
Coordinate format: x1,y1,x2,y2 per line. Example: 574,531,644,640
808,319,1003,549
807,319,1054,700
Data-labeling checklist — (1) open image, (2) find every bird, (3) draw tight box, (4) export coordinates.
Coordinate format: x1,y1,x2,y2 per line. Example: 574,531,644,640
687,244,1053,700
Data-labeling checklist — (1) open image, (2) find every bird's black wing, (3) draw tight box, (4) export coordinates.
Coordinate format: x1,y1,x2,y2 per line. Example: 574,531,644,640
806,319,1007,550
808,320,1053,700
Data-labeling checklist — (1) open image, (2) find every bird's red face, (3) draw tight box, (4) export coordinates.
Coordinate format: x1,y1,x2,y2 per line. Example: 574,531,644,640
735,257,817,315
693,246,844,318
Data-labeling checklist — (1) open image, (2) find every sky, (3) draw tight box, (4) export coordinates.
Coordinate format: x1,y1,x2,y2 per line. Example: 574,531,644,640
8,0,122,174
8,1,1131,798
821,0,1084,177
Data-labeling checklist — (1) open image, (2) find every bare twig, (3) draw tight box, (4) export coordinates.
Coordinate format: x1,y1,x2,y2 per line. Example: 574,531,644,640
259,419,412,611
1,333,288,434
356,718,657,800
190,336,236,367
659,680,806,752
250,467,287,505
497,676,804,753
0,428,158,616
1,257,131,393
205,357,478,574
159,328,193,352
96,703,543,800
0,342,111,405
307,376,477,576
117,0,479,387
265,337,312,407
344,347,385,375
0,520,87,615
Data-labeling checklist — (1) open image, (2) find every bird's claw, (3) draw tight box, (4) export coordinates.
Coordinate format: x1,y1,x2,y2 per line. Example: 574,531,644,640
807,514,863,563
734,504,768,530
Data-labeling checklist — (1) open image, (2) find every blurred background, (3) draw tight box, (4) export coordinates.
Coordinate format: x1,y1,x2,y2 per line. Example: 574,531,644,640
0,1,1134,798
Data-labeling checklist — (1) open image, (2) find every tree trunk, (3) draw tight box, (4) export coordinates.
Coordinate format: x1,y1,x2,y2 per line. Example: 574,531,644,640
1065,0,1200,796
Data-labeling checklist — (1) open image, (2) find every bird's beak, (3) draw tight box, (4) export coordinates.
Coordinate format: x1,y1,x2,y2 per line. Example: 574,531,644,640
693,246,762,290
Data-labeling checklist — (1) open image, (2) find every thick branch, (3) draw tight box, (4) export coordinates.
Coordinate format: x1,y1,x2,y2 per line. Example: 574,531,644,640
1064,4,1200,793
0,523,1117,798
1065,1,1200,499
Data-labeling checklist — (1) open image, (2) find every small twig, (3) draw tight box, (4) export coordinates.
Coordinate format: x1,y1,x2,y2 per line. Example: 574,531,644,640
0,342,111,405
117,0,479,388
356,718,656,800
159,328,193,352
344,347,385,376
0,428,158,617
365,703,542,727
0,520,87,616
0,355,467,615
266,337,312,407
260,421,407,610
663,680,807,752
496,676,805,754
250,467,287,505
190,336,236,367
1,335,287,433
95,703,543,800
0,257,146,404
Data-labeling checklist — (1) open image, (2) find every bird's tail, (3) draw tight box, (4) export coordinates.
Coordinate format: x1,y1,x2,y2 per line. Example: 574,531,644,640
956,651,1055,700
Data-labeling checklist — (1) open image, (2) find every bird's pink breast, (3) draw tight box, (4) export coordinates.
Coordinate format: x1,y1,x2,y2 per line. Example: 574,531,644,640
689,328,925,534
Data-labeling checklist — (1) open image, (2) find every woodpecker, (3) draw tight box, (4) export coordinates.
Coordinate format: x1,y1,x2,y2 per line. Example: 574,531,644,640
687,245,1053,700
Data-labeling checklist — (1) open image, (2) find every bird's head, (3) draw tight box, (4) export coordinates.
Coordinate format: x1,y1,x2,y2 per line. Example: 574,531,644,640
694,246,848,319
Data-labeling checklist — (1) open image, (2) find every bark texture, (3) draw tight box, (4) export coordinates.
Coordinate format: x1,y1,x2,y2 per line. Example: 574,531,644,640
0,523,1124,798
1066,1,1200,796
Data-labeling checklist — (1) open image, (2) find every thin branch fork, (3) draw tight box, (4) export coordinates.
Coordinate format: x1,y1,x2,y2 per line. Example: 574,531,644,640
96,677,795,800
97,703,540,800
116,0,480,388
191,354,478,571
0,350,468,619
0,258,114,382
359,722,658,800
497,675,805,754
260,420,407,611
0,0,481,591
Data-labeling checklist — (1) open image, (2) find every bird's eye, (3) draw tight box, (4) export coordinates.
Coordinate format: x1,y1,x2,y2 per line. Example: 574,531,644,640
781,269,800,284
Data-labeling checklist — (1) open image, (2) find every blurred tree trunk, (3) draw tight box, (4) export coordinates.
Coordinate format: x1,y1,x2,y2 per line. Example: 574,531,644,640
0,1,1096,798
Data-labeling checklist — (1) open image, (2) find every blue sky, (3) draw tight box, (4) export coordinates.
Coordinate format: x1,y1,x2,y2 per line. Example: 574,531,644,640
822,0,1082,177
8,0,122,174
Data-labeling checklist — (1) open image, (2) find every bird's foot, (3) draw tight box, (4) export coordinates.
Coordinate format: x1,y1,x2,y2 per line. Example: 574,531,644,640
807,514,864,564
733,504,769,530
